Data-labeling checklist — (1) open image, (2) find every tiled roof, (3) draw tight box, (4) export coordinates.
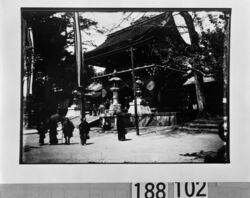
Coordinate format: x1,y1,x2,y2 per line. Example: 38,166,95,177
85,12,187,66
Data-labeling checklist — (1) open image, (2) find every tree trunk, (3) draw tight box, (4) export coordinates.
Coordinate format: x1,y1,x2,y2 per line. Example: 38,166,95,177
179,11,207,117
194,71,206,117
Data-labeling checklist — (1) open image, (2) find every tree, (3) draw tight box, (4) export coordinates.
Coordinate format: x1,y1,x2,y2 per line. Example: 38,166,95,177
22,11,101,120
178,11,229,117
179,11,207,117
132,11,227,116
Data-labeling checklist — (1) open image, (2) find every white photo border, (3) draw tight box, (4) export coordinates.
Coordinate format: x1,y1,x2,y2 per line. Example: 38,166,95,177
0,0,250,183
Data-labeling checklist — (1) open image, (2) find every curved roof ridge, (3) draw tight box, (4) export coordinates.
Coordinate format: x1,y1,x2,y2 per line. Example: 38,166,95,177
107,12,171,38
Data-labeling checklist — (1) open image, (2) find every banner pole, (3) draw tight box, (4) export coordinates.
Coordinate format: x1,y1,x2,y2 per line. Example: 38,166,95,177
74,12,85,119
130,47,139,136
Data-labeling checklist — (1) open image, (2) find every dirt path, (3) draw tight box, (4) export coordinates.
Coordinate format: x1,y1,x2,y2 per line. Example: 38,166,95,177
22,126,223,164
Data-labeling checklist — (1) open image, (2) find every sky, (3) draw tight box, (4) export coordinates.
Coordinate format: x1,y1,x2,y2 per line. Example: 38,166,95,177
68,11,224,52
66,12,163,53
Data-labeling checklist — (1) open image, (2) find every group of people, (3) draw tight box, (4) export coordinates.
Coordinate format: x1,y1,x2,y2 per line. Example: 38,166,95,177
37,114,90,146
89,99,110,116
37,112,127,146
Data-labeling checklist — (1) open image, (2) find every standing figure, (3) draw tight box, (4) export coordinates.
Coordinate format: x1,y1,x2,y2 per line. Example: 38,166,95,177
93,104,97,116
117,113,126,141
102,119,111,131
99,103,105,115
62,117,75,145
37,120,46,146
79,118,90,145
104,99,110,114
47,113,60,145
89,103,93,116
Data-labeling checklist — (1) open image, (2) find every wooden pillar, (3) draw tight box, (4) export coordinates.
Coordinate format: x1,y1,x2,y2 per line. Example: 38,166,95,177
130,47,139,135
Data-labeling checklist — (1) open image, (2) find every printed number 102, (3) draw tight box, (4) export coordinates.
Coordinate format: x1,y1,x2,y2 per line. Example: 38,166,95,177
133,183,168,198
174,182,208,198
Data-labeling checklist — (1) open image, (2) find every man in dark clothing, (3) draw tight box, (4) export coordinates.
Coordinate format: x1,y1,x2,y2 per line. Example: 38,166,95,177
37,120,46,145
62,117,75,144
117,114,127,141
102,119,111,131
79,118,90,145
205,122,227,163
47,113,61,145
92,104,98,116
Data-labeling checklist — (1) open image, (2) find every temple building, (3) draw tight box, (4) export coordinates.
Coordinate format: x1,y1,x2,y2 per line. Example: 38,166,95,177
84,12,223,121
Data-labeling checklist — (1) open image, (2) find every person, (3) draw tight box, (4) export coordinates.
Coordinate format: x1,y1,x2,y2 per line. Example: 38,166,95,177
79,118,90,145
104,99,110,114
205,122,227,163
117,113,127,141
89,104,93,116
47,113,61,145
102,119,111,131
104,99,110,109
62,117,75,145
36,102,47,146
93,104,97,116
37,120,46,146
99,103,105,115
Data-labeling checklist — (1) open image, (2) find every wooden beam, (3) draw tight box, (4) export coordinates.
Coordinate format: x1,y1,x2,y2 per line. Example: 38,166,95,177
91,64,186,80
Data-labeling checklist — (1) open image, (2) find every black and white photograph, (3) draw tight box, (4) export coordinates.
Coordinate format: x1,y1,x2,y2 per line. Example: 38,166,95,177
20,8,230,164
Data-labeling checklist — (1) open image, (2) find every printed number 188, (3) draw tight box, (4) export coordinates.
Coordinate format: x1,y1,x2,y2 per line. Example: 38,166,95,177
133,183,168,198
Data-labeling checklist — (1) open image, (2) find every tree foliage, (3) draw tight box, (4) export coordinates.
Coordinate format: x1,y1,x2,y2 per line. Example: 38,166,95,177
129,11,227,116
23,11,101,118
23,11,100,88
126,11,226,81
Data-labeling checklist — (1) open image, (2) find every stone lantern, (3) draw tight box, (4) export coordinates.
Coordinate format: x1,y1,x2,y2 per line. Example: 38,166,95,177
135,78,143,98
109,71,122,115
72,89,79,105
66,88,81,119
128,77,151,115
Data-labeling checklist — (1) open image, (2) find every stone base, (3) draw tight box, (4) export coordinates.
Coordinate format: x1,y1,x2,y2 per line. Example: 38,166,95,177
100,113,132,130
66,104,81,119
128,98,151,115
109,103,121,115
99,112,177,128
130,112,177,127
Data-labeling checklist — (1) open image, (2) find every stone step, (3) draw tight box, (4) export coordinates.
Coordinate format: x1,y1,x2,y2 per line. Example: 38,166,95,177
192,118,223,124
88,118,101,127
179,126,219,133
184,122,219,128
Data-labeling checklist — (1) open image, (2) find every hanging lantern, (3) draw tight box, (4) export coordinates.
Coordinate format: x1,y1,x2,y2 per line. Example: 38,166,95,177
72,89,80,104
136,78,143,98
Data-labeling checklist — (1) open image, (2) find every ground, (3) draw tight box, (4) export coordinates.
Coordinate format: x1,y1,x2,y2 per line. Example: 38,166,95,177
22,116,223,164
